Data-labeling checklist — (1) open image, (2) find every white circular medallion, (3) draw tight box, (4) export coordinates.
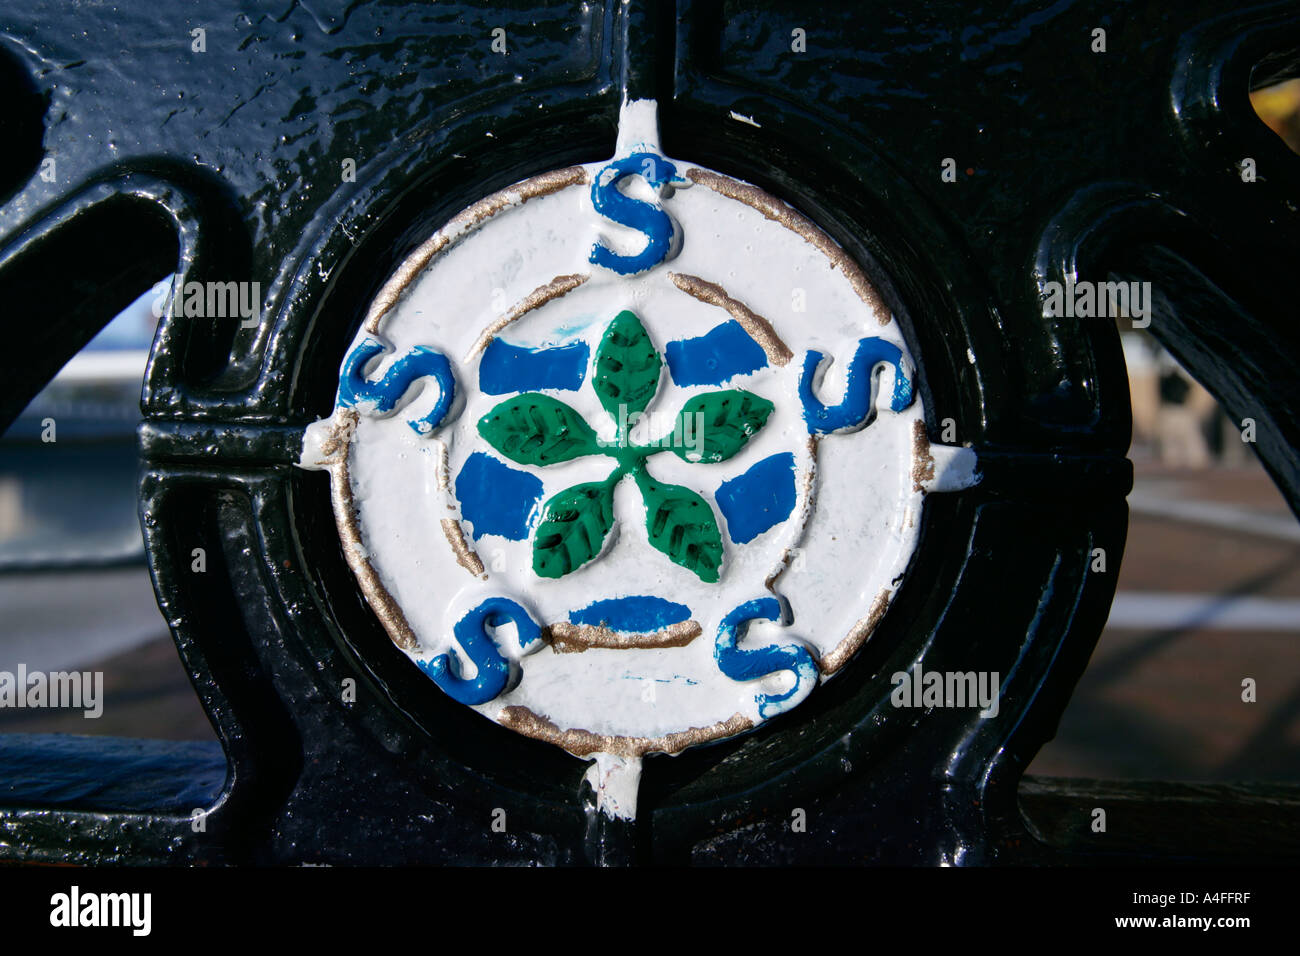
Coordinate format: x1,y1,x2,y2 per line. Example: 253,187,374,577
300,100,977,818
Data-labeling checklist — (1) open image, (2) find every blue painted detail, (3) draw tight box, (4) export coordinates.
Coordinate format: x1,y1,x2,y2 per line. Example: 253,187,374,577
479,339,589,394
455,452,544,541
418,597,542,705
570,595,692,633
715,453,797,544
589,152,688,275
715,598,819,719
798,337,913,435
338,336,457,436
665,321,768,386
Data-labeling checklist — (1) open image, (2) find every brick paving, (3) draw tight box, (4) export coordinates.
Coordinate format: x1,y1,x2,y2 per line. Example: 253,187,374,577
1030,463,1300,782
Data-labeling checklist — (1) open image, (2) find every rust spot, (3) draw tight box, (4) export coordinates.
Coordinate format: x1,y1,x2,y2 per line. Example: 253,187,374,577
911,419,935,493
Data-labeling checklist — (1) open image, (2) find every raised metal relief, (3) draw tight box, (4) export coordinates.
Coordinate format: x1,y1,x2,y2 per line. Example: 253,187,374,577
299,100,979,819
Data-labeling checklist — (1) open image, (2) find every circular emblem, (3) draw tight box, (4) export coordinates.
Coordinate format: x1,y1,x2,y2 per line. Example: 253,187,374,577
300,100,977,817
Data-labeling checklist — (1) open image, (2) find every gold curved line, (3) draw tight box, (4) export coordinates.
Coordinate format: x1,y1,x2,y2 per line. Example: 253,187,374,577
327,410,419,651
667,272,793,366
466,272,590,359
440,518,486,577
685,167,890,323
362,165,589,336
497,706,754,758
820,588,892,676
544,620,702,654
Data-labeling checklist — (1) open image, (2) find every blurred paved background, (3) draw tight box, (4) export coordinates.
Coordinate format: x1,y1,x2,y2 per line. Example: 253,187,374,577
1030,462,1300,782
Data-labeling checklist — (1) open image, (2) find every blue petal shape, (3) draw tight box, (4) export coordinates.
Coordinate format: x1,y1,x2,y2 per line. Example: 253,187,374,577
570,596,692,633
715,453,797,544
665,320,768,386
455,452,544,541
479,339,589,394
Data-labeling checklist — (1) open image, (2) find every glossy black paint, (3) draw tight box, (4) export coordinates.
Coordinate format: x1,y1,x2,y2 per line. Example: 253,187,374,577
0,0,1295,865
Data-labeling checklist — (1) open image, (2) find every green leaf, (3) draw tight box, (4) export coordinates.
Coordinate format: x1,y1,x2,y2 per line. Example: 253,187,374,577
532,478,616,578
478,394,601,466
593,310,662,423
634,469,723,583
669,389,774,463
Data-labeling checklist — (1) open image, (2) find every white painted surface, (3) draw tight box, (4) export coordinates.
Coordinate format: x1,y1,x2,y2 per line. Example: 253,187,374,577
302,99,978,771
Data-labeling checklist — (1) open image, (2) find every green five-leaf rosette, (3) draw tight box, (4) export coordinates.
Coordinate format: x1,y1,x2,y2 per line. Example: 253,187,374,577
477,310,773,582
